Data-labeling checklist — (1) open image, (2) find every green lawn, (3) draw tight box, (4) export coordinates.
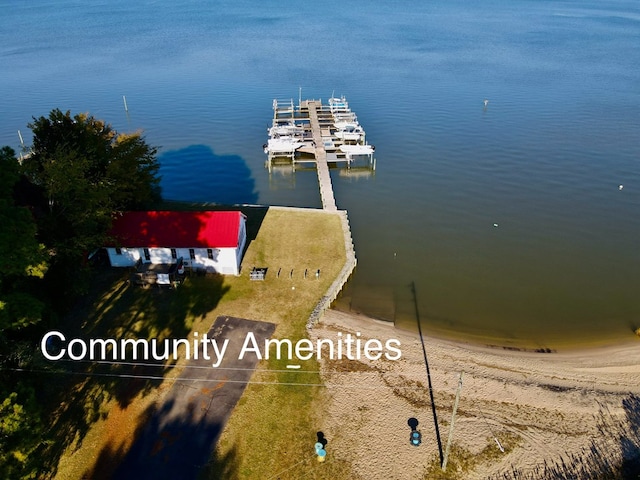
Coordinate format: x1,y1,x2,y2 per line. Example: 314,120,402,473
47,206,354,479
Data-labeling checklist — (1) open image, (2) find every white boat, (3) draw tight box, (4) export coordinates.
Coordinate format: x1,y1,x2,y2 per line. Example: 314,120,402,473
334,122,365,141
328,96,350,113
335,131,364,142
339,144,375,159
333,120,361,131
268,121,304,138
333,111,358,125
264,137,305,155
330,96,364,141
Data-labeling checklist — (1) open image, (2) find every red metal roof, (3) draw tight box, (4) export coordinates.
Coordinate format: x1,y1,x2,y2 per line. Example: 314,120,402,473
108,211,244,248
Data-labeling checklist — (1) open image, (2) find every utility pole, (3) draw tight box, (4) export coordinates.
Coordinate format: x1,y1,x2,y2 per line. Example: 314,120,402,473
442,372,464,471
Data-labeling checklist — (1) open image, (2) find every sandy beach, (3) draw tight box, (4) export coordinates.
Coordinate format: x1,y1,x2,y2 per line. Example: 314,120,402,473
310,309,640,479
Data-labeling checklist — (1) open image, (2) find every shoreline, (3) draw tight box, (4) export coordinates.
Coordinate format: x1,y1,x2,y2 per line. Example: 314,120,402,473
324,308,640,373
312,308,640,479
334,304,640,354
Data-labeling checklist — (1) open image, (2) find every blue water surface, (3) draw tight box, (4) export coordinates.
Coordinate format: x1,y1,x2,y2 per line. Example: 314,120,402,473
1,0,639,346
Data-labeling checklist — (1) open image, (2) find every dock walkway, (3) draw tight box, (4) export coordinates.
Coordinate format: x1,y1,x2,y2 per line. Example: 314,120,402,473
263,97,364,325
306,100,337,211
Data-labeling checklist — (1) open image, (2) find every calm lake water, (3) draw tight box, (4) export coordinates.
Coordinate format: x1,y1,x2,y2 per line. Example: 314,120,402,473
2,0,639,348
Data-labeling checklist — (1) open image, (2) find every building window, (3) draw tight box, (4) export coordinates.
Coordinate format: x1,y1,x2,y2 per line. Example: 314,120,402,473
207,249,213,260
171,248,177,259
115,247,122,255
189,249,195,260
144,248,150,261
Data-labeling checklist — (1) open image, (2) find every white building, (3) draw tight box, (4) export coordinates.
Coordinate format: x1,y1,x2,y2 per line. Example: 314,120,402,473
105,210,247,275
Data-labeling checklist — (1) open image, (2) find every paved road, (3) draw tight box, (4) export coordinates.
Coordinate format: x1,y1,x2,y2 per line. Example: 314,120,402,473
112,316,276,479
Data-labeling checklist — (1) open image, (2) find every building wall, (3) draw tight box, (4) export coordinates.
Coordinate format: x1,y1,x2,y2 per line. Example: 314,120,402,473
180,247,239,275
236,217,247,268
106,247,141,267
106,246,241,275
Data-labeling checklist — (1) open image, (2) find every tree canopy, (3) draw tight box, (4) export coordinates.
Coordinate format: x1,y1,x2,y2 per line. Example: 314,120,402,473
0,108,161,324
0,147,47,480
0,110,162,478
23,109,161,262
0,147,46,333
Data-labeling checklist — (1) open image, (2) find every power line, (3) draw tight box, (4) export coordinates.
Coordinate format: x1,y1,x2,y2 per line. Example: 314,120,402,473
54,358,323,375
2,366,392,390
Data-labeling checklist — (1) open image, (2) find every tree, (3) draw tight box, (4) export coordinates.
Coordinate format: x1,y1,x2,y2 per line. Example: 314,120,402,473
23,109,161,255
0,385,43,480
0,147,46,333
0,109,163,476
20,109,161,302
107,132,162,210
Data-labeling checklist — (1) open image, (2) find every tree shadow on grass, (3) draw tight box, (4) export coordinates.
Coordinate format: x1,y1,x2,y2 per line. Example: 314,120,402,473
82,398,241,480
82,315,274,480
80,438,129,480
199,443,241,480
34,268,229,478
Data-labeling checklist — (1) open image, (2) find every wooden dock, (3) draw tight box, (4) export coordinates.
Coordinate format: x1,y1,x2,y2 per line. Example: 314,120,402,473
306,100,337,211
264,96,375,211
263,97,364,323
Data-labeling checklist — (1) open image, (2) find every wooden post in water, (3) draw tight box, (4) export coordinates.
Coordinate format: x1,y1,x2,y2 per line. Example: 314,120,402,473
17,130,26,163
442,372,464,471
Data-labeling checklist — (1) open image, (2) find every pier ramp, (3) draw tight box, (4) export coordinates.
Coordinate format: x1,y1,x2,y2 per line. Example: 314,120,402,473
306,100,337,211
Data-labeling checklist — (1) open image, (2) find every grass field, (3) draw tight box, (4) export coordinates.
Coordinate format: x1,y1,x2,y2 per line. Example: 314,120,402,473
46,206,354,479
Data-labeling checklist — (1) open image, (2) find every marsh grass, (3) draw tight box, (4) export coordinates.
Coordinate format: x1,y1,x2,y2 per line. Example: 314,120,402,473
423,445,476,480
421,431,521,480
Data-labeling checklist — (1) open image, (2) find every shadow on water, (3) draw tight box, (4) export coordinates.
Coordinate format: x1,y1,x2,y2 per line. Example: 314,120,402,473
158,144,258,205
411,281,444,466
